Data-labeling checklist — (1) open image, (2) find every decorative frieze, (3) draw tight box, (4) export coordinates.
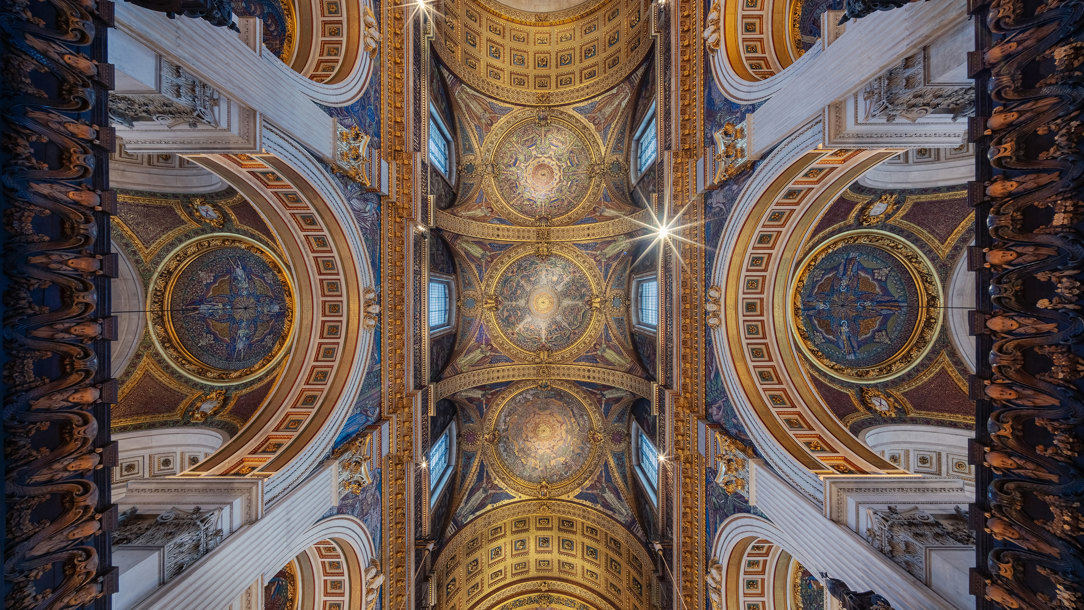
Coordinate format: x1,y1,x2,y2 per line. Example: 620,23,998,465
110,60,220,129
114,507,224,581
863,52,974,123
864,506,974,580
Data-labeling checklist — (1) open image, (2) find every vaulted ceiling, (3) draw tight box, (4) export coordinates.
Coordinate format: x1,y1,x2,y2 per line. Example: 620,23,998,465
426,53,661,606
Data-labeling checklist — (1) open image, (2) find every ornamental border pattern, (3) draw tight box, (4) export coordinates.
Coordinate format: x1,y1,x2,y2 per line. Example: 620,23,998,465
2,0,117,606
970,0,1084,607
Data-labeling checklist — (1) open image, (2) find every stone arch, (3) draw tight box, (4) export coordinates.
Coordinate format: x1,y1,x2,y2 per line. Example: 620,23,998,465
703,0,805,95
266,515,381,610
172,127,377,499
708,515,821,610
279,0,379,92
710,122,909,499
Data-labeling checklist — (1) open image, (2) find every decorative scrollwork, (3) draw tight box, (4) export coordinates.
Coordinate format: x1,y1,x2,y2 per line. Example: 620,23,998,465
972,0,1084,606
2,0,115,606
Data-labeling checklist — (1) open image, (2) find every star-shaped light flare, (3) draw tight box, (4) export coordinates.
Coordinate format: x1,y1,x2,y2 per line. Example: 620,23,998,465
392,0,441,23
628,198,704,272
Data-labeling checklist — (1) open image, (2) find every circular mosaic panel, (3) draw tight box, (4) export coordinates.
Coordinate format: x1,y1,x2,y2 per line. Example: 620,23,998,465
791,232,940,382
485,111,600,225
150,237,294,382
487,246,601,360
484,383,603,497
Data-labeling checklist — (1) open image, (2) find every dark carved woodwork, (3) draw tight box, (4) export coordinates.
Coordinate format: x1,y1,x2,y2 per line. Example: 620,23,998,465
839,0,926,24
969,0,1084,606
123,0,238,31
825,577,896,610
1,0,116,607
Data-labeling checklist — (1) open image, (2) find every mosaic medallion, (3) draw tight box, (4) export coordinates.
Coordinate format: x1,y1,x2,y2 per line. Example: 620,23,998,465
149,237,294,382
484,244,604,361
483,382,603,497
484,110,601,225
791,232,940,382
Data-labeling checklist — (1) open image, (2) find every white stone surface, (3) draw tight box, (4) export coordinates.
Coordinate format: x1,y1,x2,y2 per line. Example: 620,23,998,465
110,243,145,375
111,428,227,502
947,249,978,373
747,0,969,157
928,548,975,609
861,425,975,493
749,460,959,609
113,548,162,609
130,466,331,610
115,3,336,158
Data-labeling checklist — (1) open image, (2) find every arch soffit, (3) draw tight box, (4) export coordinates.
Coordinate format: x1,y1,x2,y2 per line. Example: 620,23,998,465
704,0,811,104
177,133,375,497
281,0,378,97
268,515,378,610
709,122,907,499
710,515,812,610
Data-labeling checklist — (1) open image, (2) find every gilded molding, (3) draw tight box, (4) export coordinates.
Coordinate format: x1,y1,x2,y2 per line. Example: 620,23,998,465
379,0,413,605
434,363,654,399
434,207,653,242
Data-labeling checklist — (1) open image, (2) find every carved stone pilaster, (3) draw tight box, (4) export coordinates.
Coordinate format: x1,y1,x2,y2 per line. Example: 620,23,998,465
864,506,975,580
863,52,974,123
114,507,224,581
110,60,220,129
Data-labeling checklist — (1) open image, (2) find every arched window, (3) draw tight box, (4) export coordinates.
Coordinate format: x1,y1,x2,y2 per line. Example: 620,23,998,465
428,275,454,334
632,421,659,506
634,275,659,331
429,107,454,178
634,103,658,175
428,422,455,505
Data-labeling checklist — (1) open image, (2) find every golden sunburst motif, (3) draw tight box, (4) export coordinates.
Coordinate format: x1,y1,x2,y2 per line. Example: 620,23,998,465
482,381,605,498
481,242,606,363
